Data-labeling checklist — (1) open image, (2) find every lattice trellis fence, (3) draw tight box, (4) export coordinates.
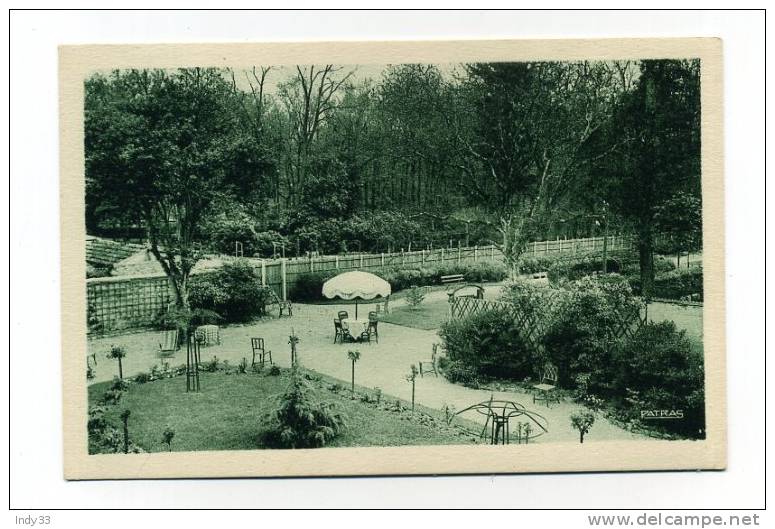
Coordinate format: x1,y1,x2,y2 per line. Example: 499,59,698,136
87,273,173,333
450,292,644,357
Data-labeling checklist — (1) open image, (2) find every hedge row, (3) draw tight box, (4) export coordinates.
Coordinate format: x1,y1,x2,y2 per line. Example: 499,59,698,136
288,261,508,302
627,266,704,301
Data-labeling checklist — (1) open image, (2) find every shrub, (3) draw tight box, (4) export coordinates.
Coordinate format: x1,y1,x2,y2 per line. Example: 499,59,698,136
437,357,480,388
439,309,539,380
614,321,705,437
203,356,219,372
516,254,557,275
86,264,112,279
261,369,347,448
189,260,271,323
134,372,151,384
162,427,175,452
547,256,631,283
237,357,248,374
459,261,508,282
498,280,554,322
88,405,122,454
652,267,703,301
570,411,596,443
405,286,426,309
288,271,338,302
542,276,643,392
288,261,507,302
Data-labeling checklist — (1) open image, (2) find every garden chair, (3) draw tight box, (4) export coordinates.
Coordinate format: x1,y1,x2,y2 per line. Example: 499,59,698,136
418,344,439,378
158,329,179,356
251,338,272,367
367,312,379,343
338,310,349,322
532,363,560,407
333,319,344,344
278,299,293,317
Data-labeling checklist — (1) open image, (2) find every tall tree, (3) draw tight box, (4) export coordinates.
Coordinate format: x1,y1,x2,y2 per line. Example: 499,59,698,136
600,60,701,295
277,65,354,205
85,68,241,312
453,61,622,272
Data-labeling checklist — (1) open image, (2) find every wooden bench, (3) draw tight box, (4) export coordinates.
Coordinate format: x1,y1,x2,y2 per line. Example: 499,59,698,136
441,274,465,288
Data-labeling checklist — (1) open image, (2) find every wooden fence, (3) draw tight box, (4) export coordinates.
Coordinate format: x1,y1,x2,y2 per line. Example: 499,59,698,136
86,235,634,333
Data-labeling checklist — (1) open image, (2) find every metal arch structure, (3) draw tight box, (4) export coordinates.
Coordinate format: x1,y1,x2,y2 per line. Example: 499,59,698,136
454,398,549,445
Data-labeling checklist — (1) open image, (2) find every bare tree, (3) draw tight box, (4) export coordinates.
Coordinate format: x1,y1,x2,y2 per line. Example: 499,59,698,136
279,65,355,204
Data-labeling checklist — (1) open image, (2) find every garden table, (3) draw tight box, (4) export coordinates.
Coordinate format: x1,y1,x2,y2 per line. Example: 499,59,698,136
195,324,220,346
341,318,369,340
454,399,548,444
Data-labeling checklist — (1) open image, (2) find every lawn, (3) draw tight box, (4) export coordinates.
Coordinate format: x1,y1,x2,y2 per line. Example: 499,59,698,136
88,369,477,453
380,299,450,330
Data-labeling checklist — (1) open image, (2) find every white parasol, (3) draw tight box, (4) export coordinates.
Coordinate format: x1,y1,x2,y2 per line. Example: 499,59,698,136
322,271,392,319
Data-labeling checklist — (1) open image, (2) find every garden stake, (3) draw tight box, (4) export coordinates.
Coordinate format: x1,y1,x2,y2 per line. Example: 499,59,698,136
288,329,300,367
120,409,131,454
347,350,361,397
406,364,418,414
186,333,201,392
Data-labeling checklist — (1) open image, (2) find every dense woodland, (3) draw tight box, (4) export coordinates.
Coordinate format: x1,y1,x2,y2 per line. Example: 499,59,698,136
85,60,701,306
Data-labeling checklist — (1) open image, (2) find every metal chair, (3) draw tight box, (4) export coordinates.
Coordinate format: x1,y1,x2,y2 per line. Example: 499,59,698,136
532,363,560,407
337,310,349,322
333,319,344,344
367,312,379,343
251,338,272,367
419,343,439,377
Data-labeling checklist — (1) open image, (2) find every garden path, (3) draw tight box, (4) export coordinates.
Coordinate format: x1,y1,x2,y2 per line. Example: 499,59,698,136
87,284,649,444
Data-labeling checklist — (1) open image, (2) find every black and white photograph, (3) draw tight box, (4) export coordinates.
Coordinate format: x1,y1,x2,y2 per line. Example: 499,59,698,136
57,38,725,478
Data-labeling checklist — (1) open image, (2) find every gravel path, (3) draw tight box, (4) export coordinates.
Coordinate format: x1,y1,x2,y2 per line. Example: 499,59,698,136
86,284,648,444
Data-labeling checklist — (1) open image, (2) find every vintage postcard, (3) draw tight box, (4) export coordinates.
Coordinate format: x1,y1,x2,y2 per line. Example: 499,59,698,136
60,38,725,479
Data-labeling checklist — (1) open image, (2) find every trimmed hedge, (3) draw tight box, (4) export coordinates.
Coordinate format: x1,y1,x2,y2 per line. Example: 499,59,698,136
627,266,703,301
288,261,508,302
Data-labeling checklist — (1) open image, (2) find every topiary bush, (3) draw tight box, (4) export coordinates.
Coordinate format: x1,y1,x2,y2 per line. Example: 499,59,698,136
189,260,270,323
261,369,347,448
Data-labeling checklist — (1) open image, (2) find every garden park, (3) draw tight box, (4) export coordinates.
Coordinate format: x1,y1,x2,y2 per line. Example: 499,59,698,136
84,60,704,453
